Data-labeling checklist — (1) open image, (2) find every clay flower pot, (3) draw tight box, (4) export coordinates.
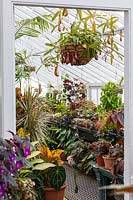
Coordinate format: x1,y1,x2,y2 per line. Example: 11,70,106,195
44,183,66,200
102,156,116,171
96,154,105,167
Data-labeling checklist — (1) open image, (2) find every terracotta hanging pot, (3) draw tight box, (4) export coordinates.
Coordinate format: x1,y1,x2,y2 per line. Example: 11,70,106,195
44,183,66,200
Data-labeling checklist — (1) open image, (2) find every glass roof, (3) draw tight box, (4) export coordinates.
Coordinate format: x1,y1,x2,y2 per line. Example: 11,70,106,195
14,6,124,87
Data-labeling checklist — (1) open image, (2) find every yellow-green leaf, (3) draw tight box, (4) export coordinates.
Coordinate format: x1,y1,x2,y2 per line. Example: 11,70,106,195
27,151,40,159
33,163,55,170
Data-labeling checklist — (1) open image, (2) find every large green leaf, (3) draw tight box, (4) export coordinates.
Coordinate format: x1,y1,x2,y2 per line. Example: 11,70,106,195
30,158,44,165
26,151,40,159
33,163,55,170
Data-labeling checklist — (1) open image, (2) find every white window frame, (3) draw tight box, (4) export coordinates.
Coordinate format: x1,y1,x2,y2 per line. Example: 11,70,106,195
0,0,133,199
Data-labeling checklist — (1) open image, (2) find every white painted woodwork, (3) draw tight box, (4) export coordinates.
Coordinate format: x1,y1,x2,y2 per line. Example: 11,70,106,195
0,0,15,138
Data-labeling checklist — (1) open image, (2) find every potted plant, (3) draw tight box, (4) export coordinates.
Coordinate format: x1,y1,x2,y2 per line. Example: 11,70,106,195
102,142,124,173
19,145,67,200
89,141,111,167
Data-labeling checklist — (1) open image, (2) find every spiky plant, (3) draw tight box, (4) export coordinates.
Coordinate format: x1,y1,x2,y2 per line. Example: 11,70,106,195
16,86,49,144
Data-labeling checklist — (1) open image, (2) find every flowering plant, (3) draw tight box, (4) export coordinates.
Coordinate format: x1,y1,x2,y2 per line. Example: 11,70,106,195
0,131,32,199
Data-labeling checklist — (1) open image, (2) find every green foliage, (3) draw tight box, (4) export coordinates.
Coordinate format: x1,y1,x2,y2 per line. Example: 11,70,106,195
48,166,66,191
67,140,95,174
98,82,123,112
15,15,53,40
56,126,78,149
15,51,32,87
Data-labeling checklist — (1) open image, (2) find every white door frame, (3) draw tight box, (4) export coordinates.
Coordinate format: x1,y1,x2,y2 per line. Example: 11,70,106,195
0,0,133,199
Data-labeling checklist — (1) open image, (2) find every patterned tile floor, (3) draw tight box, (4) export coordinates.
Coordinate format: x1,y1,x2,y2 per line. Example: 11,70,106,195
64,164,99,200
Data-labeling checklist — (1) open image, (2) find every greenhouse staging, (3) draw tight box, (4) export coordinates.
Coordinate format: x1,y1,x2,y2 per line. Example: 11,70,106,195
1,1,133,200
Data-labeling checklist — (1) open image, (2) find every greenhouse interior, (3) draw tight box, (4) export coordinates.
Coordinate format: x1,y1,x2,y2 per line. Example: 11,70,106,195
1,2,130,200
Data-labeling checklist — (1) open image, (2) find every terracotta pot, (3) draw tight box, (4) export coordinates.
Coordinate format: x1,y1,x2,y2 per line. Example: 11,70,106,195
44,183,66,200
96,154,105,167
102,156,116,171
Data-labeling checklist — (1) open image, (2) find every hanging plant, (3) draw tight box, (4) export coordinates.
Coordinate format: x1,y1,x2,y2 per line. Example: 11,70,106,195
42,9,123,70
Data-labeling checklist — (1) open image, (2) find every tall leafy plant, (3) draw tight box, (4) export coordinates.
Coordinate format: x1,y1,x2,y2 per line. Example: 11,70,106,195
16,87,48,144
98,82,123,112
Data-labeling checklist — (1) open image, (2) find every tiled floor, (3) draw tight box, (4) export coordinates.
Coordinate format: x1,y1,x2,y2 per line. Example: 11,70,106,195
64,164,99,200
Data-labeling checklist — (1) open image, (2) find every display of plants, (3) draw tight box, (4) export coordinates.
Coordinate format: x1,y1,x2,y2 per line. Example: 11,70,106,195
13,7,125,200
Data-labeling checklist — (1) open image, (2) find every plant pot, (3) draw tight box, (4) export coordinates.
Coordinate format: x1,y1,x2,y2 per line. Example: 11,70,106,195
102,156,116,171
44,183,66,200
96,154,105,167
60,44,94,66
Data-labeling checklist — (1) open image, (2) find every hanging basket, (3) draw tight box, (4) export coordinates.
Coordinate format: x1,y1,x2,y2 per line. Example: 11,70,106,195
60,44,94,66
